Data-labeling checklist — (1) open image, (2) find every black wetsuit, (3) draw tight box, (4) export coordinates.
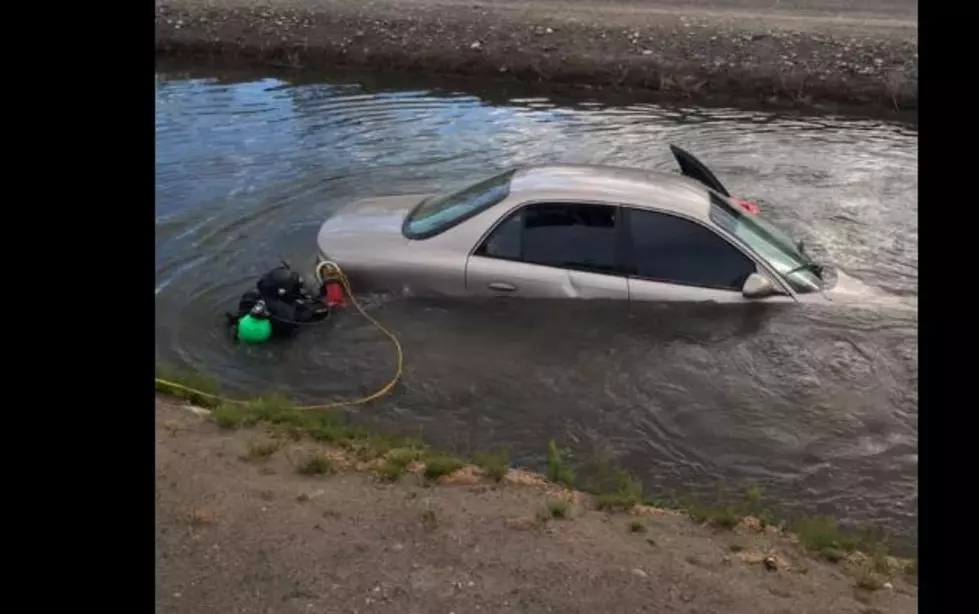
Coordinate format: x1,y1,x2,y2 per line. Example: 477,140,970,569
228,266,330,340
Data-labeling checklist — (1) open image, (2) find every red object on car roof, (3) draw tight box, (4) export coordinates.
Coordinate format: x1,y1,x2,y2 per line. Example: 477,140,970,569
732,199,760,215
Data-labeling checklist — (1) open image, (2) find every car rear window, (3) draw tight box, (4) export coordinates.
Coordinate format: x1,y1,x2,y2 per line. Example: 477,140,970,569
403,169,516,239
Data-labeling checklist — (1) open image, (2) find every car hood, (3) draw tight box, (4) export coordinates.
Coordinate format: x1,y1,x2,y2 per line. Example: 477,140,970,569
317,194,429,257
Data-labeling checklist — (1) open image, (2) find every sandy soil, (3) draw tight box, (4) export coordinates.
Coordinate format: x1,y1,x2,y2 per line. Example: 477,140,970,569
154,0,917,119
156,397,916,614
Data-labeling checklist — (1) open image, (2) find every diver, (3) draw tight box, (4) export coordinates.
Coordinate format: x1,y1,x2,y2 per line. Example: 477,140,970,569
226,262,332,344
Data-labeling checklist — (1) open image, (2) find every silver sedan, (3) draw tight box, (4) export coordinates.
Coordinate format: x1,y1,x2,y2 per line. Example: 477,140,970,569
316,146,827,304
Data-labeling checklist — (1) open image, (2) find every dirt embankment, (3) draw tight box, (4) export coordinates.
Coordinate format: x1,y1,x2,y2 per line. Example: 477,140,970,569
155,0,917,119
156,397,917,614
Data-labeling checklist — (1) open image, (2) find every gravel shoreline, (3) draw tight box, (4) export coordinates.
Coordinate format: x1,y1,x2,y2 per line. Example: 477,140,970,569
156,0,917,119
157,397,918,614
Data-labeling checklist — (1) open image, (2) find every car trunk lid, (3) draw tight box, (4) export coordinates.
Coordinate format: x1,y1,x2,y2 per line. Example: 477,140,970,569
317,194,428,259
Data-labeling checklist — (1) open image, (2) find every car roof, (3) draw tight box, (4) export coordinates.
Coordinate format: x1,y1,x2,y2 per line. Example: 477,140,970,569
508,163,715,220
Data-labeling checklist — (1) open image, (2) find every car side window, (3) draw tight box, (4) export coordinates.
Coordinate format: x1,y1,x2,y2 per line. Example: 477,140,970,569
477,209,523,259
627,208,756,291
475,202,620,274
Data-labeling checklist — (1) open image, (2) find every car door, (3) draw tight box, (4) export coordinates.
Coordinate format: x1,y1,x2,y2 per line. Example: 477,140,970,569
623,206,786,303
465,202,630,300
670,144,731,197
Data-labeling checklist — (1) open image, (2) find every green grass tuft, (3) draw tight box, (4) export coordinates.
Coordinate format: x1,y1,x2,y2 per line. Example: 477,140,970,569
687,503,743,530
546,499,569,519
905,557,917,578
377,462,408,481
595,492,641,511
474,448,510,482
743,485,764,508
243,440,281,461
305,412,351,443
387,446,424,466
546,440,575,488
794,516,862,554
156,365,223,408
642,495,683,510
244,395,296,421
211,403,244,429
871,552,893,575
583,452,643,511
792,515,894,564
423,455,466,480
377,447,423,482
297,453,335,476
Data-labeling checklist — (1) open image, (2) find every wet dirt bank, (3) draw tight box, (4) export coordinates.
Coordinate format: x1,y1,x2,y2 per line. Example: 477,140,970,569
155,0,918,121
156,397,917,614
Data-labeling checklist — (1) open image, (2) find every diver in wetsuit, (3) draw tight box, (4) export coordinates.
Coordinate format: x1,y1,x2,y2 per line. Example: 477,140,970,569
227,263,330,342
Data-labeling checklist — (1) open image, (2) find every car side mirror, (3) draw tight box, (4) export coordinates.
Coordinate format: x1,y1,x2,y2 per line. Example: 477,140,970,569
742,273,780,299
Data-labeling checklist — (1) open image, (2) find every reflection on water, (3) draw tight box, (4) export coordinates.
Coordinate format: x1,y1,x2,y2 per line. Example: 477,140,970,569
155,65,917,543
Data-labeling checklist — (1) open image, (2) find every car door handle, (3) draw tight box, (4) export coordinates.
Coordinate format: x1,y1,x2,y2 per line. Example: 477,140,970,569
488,282,516,292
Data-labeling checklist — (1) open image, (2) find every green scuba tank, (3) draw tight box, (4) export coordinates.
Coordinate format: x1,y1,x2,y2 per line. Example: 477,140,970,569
237,301,273,344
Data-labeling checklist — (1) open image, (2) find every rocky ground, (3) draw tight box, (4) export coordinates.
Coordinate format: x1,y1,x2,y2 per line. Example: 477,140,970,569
155,0,917,119
156,397,917,614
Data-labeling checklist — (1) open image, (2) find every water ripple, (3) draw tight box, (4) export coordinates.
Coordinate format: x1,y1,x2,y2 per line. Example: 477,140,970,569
155,68,917,543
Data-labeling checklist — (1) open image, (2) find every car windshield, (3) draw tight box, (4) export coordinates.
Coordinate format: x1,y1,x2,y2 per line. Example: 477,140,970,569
403,169,516,239
708,193,822,293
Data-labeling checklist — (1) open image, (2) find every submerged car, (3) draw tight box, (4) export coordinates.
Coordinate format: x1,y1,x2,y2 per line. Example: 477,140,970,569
316,145,827,303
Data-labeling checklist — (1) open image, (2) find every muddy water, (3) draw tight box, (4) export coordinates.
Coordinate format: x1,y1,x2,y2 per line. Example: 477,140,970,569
155,65,917,542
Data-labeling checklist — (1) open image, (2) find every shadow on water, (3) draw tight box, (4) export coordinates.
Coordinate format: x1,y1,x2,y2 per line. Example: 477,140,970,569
156,56,919,127
155,64,917,542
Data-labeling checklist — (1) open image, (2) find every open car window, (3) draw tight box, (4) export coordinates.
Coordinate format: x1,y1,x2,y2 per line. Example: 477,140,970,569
708,192,821,293
403,169,516,239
